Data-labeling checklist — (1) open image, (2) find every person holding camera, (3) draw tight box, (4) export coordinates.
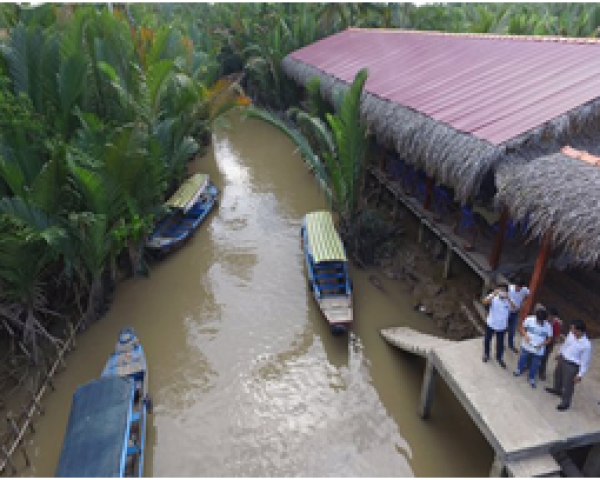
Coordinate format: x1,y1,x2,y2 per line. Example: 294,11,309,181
482,283,516,368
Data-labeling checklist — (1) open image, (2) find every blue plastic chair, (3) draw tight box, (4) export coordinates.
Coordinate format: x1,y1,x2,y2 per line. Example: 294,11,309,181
433,186,451,217
492,218,517,240
388,158,405,180
416,179,427,203
402,165,417,193
457,205,475,233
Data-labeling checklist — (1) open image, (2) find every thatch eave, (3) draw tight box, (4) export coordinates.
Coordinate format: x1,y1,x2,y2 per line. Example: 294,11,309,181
282,56,502,203
496,151,600,267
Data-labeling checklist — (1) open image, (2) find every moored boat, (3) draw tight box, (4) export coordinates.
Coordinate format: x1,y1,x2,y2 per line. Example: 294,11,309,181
56,328,149,478
146,173,218,256
301,211,353,335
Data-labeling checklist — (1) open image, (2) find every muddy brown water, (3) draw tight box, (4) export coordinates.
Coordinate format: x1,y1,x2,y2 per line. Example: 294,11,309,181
23,116,492,477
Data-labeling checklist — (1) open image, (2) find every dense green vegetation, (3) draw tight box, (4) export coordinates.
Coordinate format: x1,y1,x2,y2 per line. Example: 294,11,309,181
0,4,248,363
0,2,599,365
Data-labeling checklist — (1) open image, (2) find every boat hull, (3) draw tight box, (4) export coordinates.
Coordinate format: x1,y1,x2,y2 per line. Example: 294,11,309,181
56,327,149,478
102,327,148,478
146,182,218,256
301,215,353,335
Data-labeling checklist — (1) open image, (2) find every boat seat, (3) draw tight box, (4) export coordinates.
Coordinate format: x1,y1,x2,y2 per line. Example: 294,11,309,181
127,445,140,456
315,279,345,287
314,272,346,279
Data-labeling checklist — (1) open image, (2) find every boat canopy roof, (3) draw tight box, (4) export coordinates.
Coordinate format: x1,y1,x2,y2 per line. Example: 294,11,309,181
166,173,209,212
55,376,133,478
305,211,347,264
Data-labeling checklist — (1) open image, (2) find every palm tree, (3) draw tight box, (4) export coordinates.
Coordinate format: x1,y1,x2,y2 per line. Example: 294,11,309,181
246,69,369,238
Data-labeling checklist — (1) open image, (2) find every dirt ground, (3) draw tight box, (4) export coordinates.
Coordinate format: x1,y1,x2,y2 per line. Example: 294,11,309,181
370,200,600,342
372,209,486,340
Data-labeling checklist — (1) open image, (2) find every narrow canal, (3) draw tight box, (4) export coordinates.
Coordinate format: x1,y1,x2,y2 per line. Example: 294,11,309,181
26,116,492,477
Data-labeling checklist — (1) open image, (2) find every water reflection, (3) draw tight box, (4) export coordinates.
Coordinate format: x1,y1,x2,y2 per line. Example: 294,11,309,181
24,116,492,477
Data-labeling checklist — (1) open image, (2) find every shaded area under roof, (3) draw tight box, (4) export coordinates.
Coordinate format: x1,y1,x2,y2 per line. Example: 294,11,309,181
288,28,600,145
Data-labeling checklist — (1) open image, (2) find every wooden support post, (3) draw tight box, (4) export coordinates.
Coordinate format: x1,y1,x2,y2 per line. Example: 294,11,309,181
6,415,19,439
488,207,509,269
68,321,77,349
482,277,492,298
379,152,386,172
520,231,552,326
583,443,600,477
424,177,434,210
29,391,44,416
419,357,437,419
1,445,16,475
376,183,383,208
21,445,30,468
55,346,67,371
443,243,453,279
489,455,505,477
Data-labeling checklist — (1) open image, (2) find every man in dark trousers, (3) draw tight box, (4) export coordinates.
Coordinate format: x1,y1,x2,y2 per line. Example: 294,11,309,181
538,307,563,381
546,319,592,411
506,277,530,353
482,283,515,368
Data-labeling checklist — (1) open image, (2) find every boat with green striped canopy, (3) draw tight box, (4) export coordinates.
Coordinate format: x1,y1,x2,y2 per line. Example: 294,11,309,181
146,173,218,256
301,211,353,335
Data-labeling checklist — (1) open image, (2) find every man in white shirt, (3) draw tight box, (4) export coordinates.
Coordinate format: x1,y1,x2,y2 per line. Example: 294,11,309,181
507,278,531,353
545,319,592,411
482,283,516,368
513,308,553,388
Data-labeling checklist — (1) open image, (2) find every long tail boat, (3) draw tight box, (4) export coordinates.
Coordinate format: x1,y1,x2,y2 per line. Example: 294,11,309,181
301,211,353,335
56,327,150,478
146,173,218,256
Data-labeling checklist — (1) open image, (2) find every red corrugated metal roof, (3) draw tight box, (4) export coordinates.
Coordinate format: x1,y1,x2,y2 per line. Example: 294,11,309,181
289,28,600,145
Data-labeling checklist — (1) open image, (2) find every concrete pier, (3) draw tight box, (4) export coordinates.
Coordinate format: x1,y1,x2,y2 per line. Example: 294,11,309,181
381,327,600,477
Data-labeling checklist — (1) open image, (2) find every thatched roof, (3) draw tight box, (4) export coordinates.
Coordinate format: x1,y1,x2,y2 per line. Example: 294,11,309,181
282,28,600,203
282,56,600,204
283,29,600,266
282,57,503,202
496,139,600,267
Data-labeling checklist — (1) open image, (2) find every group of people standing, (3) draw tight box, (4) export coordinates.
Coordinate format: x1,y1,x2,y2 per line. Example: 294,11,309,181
482,278,592,411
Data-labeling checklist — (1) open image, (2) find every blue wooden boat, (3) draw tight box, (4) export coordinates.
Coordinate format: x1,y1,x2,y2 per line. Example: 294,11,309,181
56,328,149,478
146,173,218,256
301,211,353,335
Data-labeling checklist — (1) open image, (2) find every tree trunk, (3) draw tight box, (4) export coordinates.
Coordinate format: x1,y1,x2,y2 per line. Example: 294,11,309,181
24,306,39,364
83,274,103,327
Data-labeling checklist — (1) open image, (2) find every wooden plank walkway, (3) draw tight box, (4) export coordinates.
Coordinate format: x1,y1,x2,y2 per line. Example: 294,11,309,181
381,327,600,476
366,166,523,290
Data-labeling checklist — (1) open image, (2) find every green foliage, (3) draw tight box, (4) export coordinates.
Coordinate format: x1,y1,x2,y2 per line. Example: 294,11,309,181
0,3,253,356
2,0,599,360
247,68,369,225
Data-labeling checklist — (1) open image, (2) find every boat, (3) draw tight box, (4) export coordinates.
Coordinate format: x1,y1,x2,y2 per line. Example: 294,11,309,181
56,327,149,478
301,211,353,335
146,173,218,256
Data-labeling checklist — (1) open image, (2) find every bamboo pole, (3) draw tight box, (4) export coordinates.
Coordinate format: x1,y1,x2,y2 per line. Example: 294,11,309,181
0,317,83,475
